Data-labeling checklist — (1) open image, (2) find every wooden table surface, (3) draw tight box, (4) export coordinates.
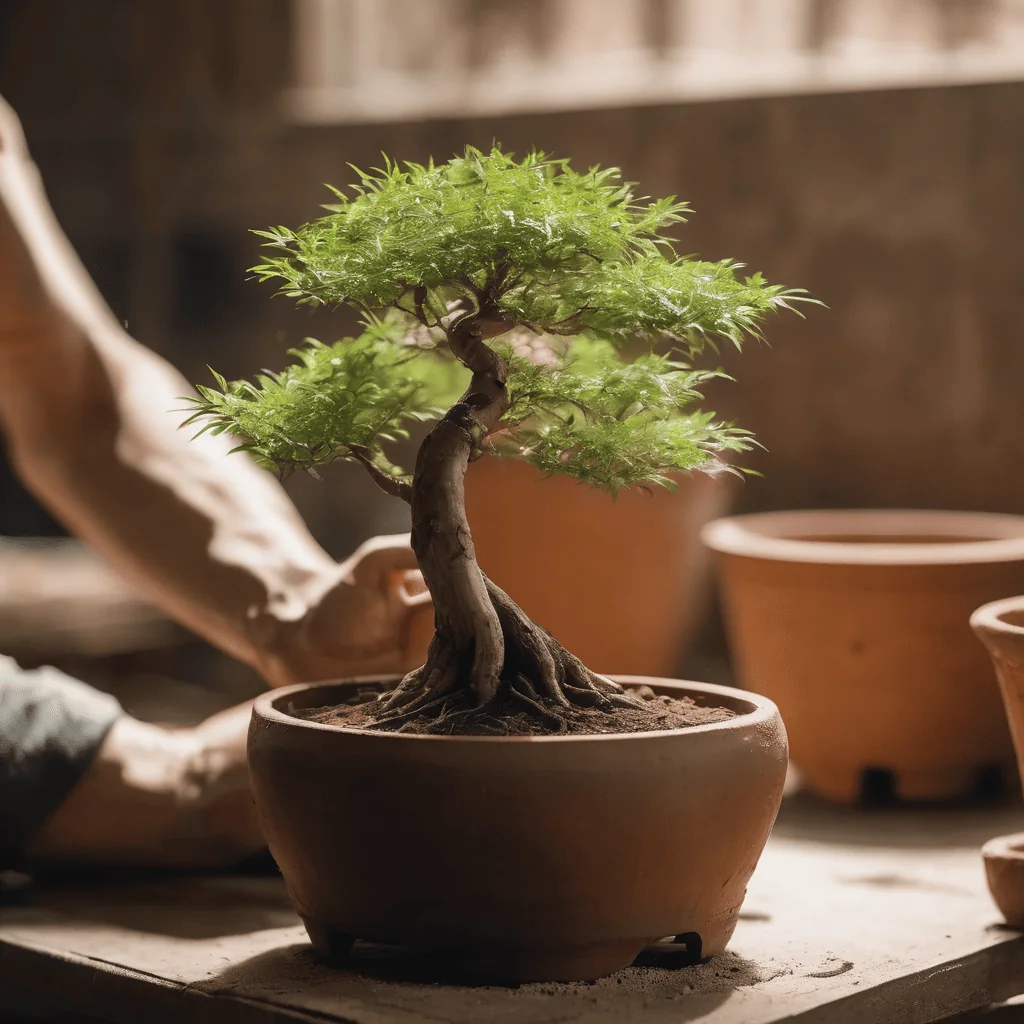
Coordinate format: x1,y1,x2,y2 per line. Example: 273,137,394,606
4,796,1024,1024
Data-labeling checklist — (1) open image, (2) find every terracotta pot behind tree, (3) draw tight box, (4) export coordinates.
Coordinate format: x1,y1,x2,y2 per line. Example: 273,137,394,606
704,510,1024,804
972,598,1024,924
464,458,733,676
248,676,787,982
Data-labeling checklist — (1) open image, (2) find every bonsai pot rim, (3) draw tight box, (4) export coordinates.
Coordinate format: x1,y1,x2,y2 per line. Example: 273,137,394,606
983,833,1024,863
253,675,779,744
702,509,1024,566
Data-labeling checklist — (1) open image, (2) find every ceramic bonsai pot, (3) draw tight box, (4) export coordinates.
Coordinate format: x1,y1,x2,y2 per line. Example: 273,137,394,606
464,457,732,675
972,597,1024,924
248,676,787,982
703,510,1024,804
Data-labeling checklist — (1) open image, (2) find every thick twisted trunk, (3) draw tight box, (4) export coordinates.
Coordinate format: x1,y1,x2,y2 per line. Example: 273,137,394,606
409,406,504,704
368,312,642,730
383,315,511,709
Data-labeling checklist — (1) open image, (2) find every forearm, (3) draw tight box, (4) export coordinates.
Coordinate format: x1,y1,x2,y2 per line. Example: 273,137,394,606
30,704,264,868
2,344,341,682
0,106,340,683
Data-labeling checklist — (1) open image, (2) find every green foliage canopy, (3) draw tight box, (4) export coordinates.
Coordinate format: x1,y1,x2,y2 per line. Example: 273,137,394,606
251,147,801,349
185,316,453,479
187,147,813,492
186,326,751,492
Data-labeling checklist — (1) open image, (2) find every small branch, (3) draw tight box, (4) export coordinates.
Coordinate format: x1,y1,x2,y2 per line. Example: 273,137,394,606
502,270,525,293
457,274,483,301
349,446,413,503
540,305,593,336
412,285,429,327
489,257,514,297
394,287,441,329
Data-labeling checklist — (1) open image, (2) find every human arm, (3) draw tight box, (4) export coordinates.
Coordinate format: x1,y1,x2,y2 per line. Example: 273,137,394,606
0,95,428,686
0,656,261,869
29,700,264,869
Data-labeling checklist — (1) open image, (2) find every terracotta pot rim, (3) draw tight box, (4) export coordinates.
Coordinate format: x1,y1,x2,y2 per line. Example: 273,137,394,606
971,595,1024,638
702,509,1024,565
983,831,1024,862
254,676,779,744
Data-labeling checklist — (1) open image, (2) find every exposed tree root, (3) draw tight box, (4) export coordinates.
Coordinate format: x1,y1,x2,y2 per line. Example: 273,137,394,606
351,577,648,734
483,576,643,712
310,665,734,737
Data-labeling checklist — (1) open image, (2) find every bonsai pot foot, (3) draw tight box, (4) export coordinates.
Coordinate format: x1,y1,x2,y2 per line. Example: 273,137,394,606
804,763,1006,804
891,764,1009,802
299,923,714,981
300,925,650,981
302,918,355,960
447,939,649,983
982,834,1024,927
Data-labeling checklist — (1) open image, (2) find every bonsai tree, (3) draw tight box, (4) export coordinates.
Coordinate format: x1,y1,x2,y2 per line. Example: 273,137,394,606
187,148,809,734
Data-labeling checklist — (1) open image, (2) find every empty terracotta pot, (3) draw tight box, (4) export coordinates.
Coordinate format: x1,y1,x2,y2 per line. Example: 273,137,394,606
248,676,787,982
981,833,1024,927
972,597,1024,924
464,458,733,676
703,510,1024,804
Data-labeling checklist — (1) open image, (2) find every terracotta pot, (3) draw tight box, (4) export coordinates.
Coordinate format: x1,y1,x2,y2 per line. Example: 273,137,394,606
981,833,1024,926
972,597,1024,924
463,457,733,676
703,510,1024,804
248,676,787,982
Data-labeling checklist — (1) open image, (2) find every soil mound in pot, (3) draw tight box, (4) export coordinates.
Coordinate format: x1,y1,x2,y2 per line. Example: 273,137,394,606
300,684,736,736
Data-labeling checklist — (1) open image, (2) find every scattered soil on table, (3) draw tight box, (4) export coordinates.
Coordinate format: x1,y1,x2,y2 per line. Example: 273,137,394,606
198,938,795,1024
520,950,783,998
300,684,737,736
278,942,783,996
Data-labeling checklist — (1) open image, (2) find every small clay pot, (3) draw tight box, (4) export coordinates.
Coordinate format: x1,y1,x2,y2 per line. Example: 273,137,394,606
248,677,787,982
464,458,733,675
981,834,1024,926
972,597,1024,924
703,510,1024,804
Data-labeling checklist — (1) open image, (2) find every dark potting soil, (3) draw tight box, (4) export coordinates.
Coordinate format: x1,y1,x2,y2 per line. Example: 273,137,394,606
299,684,736,736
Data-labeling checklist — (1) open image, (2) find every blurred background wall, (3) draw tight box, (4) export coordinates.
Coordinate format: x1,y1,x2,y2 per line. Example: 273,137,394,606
1,0,1023,672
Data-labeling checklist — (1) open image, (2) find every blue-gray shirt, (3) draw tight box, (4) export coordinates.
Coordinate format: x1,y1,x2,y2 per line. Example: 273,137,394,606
0,655,121,865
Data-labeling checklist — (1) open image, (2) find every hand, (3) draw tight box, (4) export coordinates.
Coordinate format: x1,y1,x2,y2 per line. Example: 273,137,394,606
31,701,265,868
263,533,433,687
